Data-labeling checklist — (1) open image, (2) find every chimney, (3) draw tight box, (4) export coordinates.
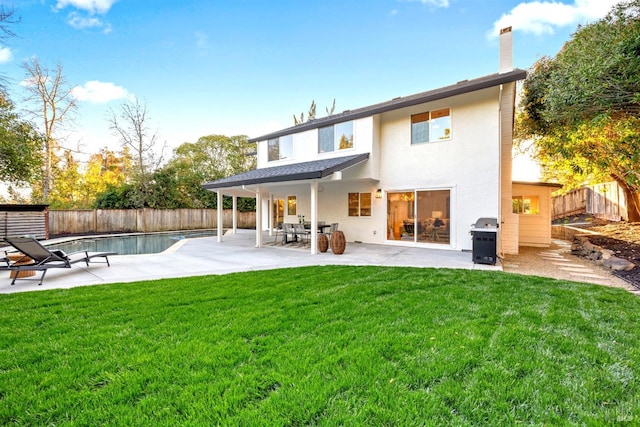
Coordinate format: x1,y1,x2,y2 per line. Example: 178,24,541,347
499,26,513,74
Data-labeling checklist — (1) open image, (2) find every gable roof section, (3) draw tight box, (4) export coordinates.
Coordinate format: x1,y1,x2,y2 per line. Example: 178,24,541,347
202,153,370,190
249,69,527,143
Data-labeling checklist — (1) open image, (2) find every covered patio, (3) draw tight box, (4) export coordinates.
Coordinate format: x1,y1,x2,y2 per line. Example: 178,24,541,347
202,153,371,255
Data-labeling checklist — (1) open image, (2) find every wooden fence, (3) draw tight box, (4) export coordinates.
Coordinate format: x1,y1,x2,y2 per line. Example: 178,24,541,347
49,209,256,236
1,205,49,240
552,182,627,221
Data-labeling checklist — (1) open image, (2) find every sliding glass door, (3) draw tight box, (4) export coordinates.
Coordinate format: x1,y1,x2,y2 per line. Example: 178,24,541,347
386,189,450,244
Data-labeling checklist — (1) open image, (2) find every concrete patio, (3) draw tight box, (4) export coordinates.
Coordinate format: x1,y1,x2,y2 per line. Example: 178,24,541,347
0,230,500,294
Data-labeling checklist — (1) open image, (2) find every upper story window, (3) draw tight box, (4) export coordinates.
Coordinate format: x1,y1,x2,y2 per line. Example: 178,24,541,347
318,121,354,153
268,135,293,162
411,108,451,144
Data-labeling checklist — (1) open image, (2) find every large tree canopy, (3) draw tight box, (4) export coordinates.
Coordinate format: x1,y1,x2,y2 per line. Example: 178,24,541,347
94,134,256,210
519,0,640,220
0,95,43,185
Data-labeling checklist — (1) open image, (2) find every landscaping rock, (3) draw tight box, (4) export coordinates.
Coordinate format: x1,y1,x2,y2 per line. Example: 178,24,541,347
600,249,615,260
572,236,637,273
603,256,636,271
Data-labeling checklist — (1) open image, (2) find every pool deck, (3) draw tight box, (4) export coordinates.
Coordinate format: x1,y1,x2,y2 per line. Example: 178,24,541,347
0,230,500,294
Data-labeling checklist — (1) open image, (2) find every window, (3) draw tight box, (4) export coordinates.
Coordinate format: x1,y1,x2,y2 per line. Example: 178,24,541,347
348,192,372,217
287,195,297,215
411,108,451,144
512,196,540,214
318,121,354,153
268,135,294,162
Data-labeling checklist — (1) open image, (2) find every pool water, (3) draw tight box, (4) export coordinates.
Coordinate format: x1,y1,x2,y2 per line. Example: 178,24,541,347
46,231,217,256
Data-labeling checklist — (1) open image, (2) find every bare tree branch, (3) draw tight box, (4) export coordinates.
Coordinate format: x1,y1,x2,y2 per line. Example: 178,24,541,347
21,57,77,202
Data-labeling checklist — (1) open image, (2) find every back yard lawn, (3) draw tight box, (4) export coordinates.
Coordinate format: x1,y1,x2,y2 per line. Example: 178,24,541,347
1,266,639,425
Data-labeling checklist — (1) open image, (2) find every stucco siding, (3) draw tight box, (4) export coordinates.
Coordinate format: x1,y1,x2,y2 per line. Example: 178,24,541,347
256,117,375,171
378,88,501,251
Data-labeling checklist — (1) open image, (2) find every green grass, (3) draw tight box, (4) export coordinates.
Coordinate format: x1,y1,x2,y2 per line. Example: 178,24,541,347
1,266,640,426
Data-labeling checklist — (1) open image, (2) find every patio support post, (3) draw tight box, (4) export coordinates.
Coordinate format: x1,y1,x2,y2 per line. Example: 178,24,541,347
310,181,318,255
268,194,273,236
232,195,238,234
255,189,263,248
216,190,223,242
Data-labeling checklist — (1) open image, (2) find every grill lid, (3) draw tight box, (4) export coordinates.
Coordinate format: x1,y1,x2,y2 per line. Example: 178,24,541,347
471,217,498,231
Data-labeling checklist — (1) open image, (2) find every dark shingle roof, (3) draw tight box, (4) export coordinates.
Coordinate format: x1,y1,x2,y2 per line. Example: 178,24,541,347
249,69,527,143
202,153,369,190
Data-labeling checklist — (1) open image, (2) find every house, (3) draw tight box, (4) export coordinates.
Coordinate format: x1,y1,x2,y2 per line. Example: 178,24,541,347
203,27,536,257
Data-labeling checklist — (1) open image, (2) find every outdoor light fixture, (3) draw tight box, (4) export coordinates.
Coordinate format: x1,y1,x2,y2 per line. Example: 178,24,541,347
375,189,382,199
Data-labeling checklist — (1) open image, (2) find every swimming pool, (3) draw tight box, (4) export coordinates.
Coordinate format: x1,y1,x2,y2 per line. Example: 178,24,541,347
46,230,218,255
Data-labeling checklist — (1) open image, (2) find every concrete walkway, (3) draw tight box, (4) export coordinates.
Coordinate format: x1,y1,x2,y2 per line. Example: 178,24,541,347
1,230,500,294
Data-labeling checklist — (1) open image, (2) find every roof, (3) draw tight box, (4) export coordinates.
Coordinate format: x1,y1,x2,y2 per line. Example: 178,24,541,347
513,181,563,188
0,204,49,212
249,68,527,143
202,153,370,190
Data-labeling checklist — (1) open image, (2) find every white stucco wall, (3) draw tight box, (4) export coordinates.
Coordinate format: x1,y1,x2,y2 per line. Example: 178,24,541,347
256,117,376,170
377,88,501,251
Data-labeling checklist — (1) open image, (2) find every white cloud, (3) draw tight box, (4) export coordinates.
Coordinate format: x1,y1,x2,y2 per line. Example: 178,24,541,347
0,46,13,63
489,0,626,37
68,12,102,28
72,80,133,103
67,12,112,33
55,0,118,15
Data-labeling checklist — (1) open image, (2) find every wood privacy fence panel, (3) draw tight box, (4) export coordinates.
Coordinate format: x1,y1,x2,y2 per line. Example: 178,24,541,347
0,208,48,240
552,188,587,220
588,182,627,221
50,209,256,236
552,182,627,221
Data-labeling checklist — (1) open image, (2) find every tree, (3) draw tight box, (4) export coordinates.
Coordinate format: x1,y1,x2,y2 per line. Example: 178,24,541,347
518,0,640,220
49,148,129,209
293,99,336,125
48,149,81,209
163,134,256,208
79,148,129,206
21,57,77,203
109,98,164,180
0,94,43,184
0,5,19,89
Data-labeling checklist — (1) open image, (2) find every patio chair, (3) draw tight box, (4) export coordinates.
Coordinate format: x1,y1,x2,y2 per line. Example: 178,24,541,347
282,223,297,244
0,236,116,286
293,223,310,246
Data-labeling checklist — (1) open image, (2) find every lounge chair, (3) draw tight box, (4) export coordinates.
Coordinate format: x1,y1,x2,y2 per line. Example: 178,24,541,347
0,236,116,286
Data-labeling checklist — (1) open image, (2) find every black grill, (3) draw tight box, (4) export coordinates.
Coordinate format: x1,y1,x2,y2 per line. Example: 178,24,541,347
471,218,498,265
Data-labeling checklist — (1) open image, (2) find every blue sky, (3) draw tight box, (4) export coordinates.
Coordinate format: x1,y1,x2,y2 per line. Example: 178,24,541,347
0,0,625,163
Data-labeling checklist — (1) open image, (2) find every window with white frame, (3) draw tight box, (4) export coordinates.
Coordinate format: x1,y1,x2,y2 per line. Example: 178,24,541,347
268,135,294,162
411,108,451,144
318,121,354,153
